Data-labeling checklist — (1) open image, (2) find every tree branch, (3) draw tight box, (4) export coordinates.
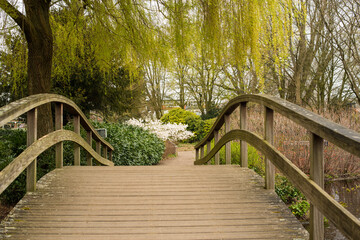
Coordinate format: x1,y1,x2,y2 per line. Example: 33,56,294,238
0,0,28,32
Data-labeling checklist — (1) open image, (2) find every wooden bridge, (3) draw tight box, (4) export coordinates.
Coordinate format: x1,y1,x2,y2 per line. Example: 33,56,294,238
1,94,360,239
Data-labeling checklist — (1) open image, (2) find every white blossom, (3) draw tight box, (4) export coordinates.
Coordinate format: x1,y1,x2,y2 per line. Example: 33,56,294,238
126,118,194,142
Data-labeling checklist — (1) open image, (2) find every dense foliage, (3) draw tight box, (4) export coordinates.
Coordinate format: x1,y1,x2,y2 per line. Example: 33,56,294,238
93,122,164,166
160,108,216,142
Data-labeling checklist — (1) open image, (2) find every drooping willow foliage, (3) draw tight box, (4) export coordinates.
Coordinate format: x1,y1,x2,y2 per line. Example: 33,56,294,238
0,0,295,107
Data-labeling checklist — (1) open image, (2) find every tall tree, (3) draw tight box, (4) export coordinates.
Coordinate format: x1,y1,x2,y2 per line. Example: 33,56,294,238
0,0,53,136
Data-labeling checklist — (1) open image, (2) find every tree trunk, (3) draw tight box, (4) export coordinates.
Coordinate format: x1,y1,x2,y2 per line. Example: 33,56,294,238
24,0,53,137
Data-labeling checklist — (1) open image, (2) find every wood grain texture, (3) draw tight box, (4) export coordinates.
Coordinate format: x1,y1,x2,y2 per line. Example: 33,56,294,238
194,130,360,240
194,94,360,159
264,107,275,190
0,94,113,151
26,108,37,192
0,130,114,195
0,166,308,239
240,102,247,167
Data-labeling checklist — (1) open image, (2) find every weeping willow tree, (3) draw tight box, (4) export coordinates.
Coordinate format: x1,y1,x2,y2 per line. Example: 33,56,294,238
0,0,294,125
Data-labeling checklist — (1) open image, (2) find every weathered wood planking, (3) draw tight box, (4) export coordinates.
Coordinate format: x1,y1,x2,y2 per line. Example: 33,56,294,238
0,166,308,240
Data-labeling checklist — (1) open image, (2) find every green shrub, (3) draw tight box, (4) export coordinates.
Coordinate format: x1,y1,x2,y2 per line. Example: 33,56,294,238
0,129,27,205
275,175,305,203
161,108,200,124
93,122,164,166
289,200,310,219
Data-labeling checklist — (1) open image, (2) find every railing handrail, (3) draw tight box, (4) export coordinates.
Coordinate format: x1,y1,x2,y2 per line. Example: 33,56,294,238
0,94,114,196
0,94,113,150
194,94,360,240
0,130,114,194
195,94,360,158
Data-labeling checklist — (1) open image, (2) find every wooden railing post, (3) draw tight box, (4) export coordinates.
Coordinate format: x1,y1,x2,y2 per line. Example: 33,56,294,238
86,131,92,166
195,148,199,162
74,115,81,166
240,102,248,167
103,145,108,159
214,130,220,165
265,107,275,189
26,108,37,192
55,103,63,168
225,114,231,165
207,141,211,165
310,133,324,240
96,141,101,157
200,145,204,159
109,151,113,161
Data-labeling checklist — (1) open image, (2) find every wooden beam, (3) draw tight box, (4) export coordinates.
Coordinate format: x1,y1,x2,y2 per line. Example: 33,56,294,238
87,131,93,166
73,115,81,166
240,102,247,167
207,141,211,165
214,130,220,165
103,145,108,159
195,148,199,162
265,107,275,190
96,141,101,162
26,108,37,192
200,146,204,159
310,133,324,240
55,103,63,168
225,114,231,165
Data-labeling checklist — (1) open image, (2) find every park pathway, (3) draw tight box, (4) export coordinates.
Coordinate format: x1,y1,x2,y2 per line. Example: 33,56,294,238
158,150,195,166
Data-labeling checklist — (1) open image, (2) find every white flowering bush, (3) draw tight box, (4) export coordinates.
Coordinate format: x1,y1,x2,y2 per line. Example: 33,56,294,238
126,118,194,142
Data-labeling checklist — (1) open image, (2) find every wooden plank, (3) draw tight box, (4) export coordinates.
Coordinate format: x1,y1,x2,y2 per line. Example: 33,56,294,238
73,115,81,166
265,107,275,189
55,103,63,168
225,114,231,165
26,108,37,192
240,102,248,167
194,129,360,239
310,133,324,240
1,166,308,240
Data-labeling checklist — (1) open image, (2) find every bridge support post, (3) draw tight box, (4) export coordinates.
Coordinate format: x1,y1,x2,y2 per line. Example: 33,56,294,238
240,102,248,167
96,141,101,165
200,145,204,160
87,131,93,166
103,145,108,159
55,103,63,168
225,114,231,165
310,133,324,240
265,107,275,189
207,141,211,165
26,108,37,192
214,130,220,165
74,115,81,166
195,148,199,162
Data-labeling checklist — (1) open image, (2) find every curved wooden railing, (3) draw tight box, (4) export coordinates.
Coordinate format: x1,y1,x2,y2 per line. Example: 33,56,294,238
0,94,114,195
194,94,360,240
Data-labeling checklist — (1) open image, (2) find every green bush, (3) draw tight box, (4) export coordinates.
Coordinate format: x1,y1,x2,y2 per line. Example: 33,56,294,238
0,129,27,205
161,108,217,142
93,122,164,166
161,108,200,124
289,200,310,219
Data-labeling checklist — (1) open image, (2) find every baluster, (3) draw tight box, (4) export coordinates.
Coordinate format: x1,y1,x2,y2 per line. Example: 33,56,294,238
55,103,63,168
225,114,231,165
26,108,37,192
87,131,92,166
310,133,324,240
96,141,101,163
214,130,220,165
103,145,108,159
73,115,81,166
200,145,204,160
195,148,199,161
265,107,275,189
207,140,211,165
109,150,113,161
240,102,248,167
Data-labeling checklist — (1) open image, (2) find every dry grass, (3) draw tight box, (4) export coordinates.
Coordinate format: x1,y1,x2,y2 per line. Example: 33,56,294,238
230,104,360,177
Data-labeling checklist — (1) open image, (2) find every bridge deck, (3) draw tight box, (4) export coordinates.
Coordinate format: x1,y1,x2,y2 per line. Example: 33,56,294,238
1,166,308,239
